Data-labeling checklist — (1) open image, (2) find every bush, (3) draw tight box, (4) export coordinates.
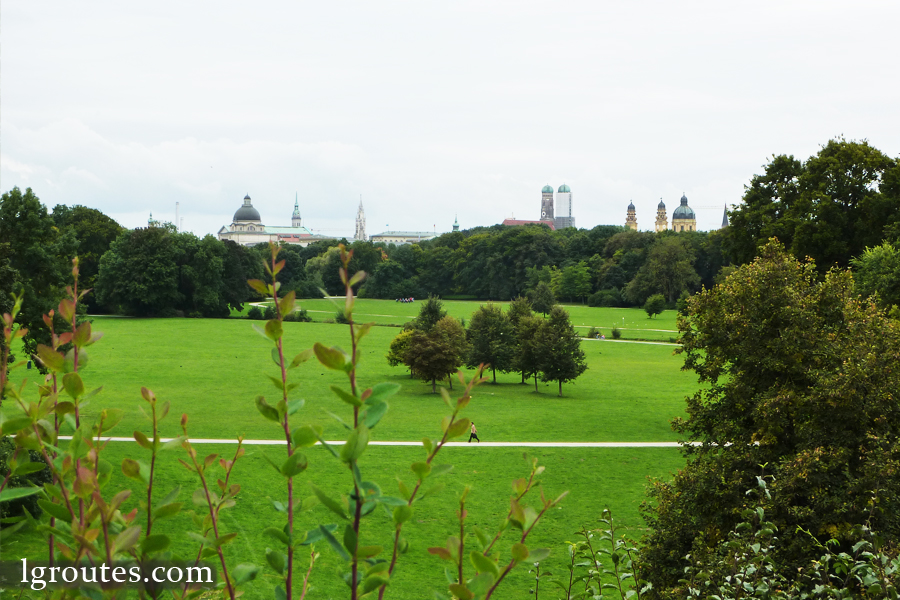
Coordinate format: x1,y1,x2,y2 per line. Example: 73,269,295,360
611,326,621,339
588,289,624,307
246,306,263,320
334,310,349,324
586,326,600,338
283,309,311,322
263,306,276,320
0,436,51,520
188,311,203,319
643,293,665,318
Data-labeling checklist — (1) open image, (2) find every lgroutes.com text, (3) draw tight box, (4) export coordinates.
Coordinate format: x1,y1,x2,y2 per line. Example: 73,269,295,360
6,559,215,591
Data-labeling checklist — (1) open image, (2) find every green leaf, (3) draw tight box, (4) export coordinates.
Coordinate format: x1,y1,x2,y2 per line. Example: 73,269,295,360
428,547,452,560
528,548,551,562
343,523,358,555
280,451,308,478
310,484,348,520
319,524,351,561
62,372,85,399
232,563,260,585
367,382,401,404
471,551,500,577
0,487,41,503
300,523,336,546
362,574,390,594
255,396,281,423
36,344,65,372
266,548,287,575
448,583,474,600
264,527,290,546
287,398,306,415
140,534,171,554
468,572,496,595
446,418,471,440
291,425,321,448
411,462,432,480
340,423,370,464
393,505,413,524
121,458,149,484
152,502,182,521
363,400,388,429
511,542,529,561
113,525,141,555
38,499,72,522
1,417,33,436
330,385,362,407
264,319,283,341
133,430,153,450
247,279,269,295
430,464,453,478
98,409,124,433
13,462,46,477
288,349,314,370
313,343,348,371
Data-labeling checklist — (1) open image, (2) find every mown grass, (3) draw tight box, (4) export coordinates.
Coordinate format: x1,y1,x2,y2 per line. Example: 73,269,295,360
5,442,685,599
44,317,699,443
235,298,681,342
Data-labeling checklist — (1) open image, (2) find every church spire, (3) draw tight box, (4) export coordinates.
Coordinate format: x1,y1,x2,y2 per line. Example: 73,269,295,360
355,196,367,241
292,192,302,227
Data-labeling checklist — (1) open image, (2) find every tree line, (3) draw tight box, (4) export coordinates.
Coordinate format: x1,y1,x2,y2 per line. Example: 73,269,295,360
387,296,587,396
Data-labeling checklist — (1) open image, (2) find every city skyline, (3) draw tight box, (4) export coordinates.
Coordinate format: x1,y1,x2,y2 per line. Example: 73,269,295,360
3,2,898,237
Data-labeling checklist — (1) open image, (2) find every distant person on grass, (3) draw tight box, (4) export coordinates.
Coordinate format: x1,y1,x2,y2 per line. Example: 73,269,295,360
468,422,480,443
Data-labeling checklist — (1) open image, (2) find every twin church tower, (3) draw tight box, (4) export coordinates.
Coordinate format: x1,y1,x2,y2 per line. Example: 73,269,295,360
540,184,576,229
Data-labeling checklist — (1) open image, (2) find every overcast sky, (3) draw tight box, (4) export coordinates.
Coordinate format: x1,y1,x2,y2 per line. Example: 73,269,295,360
2,1,898,238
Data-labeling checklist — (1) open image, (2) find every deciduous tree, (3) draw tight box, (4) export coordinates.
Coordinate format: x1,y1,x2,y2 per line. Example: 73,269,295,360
465,303,515,383
536,306,587,396
528,281,556,316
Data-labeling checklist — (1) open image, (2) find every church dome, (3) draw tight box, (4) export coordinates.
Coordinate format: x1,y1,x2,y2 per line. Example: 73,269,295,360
657,200,666,209
628,201,635,210
233,194,261,222
558,184,571,193
542,185,554,193
672,194,695,220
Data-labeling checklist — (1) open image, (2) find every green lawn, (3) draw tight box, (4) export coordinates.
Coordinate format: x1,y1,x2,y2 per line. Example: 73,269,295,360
41,316,698,443
3,442,684,599
2,306,695,598
240,298,681,342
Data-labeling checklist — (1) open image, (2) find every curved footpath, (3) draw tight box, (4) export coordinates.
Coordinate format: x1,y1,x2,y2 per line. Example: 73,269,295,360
60,436,689,447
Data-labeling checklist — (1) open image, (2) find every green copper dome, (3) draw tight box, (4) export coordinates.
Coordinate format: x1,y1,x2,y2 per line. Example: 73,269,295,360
672,194,695,220
558,184,571,193
542,185,554,193
233,194,262,222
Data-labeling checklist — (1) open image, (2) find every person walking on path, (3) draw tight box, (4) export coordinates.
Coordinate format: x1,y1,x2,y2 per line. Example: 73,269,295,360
468,422,480,443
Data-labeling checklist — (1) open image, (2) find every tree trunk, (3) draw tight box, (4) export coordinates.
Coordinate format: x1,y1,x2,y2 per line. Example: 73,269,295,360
534,374,538,392
448,374,453,390
521,371,526,384
431,378,436,393
492,366,496,383
558,380,563,397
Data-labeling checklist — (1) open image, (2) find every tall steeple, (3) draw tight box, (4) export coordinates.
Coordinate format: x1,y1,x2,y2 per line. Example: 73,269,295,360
453,214,460,232
355,197,367,241
625,201,637,231
292,193,302,227
655,198,668,232
721,204,730,229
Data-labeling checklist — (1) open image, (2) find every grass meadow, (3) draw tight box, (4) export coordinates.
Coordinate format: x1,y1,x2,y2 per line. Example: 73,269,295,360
3,302,695,598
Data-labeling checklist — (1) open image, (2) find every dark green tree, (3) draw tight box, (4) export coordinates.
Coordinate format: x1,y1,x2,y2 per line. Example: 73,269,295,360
413,296,447,331
527,281,556,316
51,204,123,310
851,242,900,312
96,225,181,316
513,315,544,390
0,187,77,357
465,303,515,383
640,241,900,592
506,296,533,328
536,306,587,396
643,293,666,318
405,315,468,393
626,235,700,304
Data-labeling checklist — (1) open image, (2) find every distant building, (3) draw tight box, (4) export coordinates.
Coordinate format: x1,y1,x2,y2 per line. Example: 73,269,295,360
721,205,730,228
655,199,668,232
554,184,575,229
369,231,437,245
625,201,637,231
671,194,697,232
452,215,460,232
540,185,555,220
217,194,338,247
355,200,367,241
